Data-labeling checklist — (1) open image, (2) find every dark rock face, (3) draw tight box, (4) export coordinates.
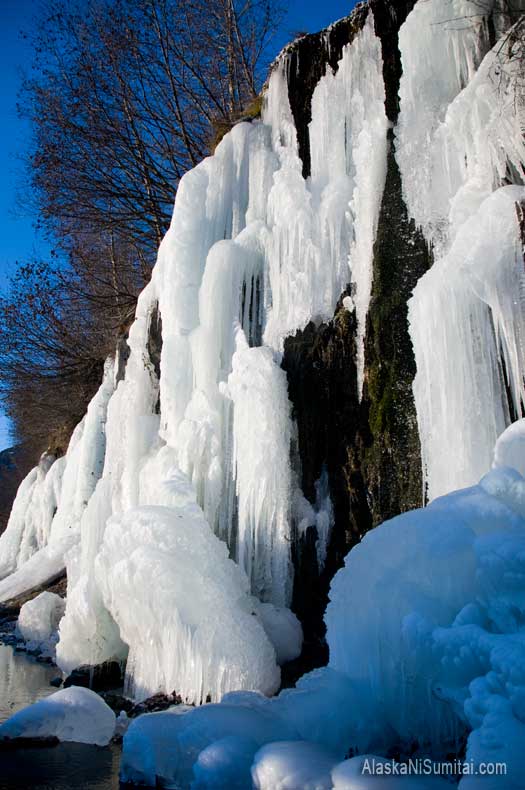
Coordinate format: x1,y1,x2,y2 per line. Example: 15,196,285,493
147,303,163,382
281,0,432,659
147,303,163,414
63,661,124,693
359,132,432,525
283,294,370,661
115,333,131,384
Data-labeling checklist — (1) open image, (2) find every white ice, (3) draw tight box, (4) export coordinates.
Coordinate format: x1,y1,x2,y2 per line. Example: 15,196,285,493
53,11,388,698
17,591,65,656
398,4,525,501
94,504,280,703
409,187,525,500
0,686,115,746
0,361,115,602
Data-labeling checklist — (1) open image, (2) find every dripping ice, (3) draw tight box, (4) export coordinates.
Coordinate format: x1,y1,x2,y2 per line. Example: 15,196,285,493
397,0,525,500
0,11,390,704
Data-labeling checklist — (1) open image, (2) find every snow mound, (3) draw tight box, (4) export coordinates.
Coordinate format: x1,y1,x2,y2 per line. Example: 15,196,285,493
17,591,65,654
94,504,280,703
251,740,338,790
255,602,303,664
120,668,371,787
120,701,298,788
192,735,259,789
326,463,525,785
0,686,115,746
493,418,525,478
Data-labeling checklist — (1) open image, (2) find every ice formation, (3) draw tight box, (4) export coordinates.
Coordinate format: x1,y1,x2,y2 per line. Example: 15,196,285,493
398,1,525,500
0,7,392,704
251,740,339,790
409,187,525,499
1,1,525,784
120,460,525,788
300,13,388,394
0,361,115,600
493,417,525,477
17,591,65,655
94,505,280,703
0,686,116,746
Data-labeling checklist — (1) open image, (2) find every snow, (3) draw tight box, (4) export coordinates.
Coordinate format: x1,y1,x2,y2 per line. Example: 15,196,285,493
255,603,303,665
252,740,338,790
0,686,115,746
326,463,525,786
17,591,65,655
120,700,298,788
493,418,525,478
192,735,260,789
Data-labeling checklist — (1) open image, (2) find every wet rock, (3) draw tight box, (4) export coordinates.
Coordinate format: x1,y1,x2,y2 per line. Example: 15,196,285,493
63,661,124,692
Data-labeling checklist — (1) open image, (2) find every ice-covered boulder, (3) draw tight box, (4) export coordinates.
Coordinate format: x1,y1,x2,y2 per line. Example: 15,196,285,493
17,591,66,654
0,686,115,746
120,670,371,788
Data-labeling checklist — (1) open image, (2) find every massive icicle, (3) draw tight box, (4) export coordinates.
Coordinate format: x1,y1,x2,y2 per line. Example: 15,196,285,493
309,12,388,393
5,8,387,705
410,187,525,500
398,3,525,500
396,0,525,499
397,0,506,254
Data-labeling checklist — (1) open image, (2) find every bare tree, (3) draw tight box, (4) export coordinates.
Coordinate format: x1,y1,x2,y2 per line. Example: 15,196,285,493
2,0,285,453
21,0,283,267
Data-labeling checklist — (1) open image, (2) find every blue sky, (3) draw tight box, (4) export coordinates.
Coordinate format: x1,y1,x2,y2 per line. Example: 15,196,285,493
0,0,356,451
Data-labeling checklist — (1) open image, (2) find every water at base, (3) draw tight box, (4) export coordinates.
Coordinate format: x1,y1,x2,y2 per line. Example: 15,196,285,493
0,644,120,790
